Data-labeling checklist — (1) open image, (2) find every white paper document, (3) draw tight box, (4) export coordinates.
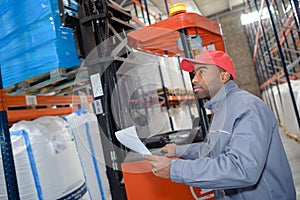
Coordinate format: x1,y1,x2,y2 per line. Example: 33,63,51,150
115,126,151,155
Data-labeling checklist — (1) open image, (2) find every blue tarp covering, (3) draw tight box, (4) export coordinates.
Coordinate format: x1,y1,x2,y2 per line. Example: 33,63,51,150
0,0,80,88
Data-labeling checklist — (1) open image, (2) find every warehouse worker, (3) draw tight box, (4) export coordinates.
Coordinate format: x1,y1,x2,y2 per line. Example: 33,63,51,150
144,50,296,199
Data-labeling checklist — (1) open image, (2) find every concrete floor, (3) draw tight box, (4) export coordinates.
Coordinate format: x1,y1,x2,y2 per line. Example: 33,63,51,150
280,128,300,199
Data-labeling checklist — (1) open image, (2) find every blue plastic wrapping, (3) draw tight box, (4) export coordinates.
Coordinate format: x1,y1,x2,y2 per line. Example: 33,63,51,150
0,0,80,88
63,0,78,16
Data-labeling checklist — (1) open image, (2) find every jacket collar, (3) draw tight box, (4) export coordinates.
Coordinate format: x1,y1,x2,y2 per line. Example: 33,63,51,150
204,80,238,113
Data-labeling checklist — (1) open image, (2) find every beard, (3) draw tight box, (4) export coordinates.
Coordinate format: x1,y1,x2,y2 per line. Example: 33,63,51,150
195,89,210,100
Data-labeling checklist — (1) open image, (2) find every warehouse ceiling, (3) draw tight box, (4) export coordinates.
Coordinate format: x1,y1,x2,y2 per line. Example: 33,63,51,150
153,0,245,17
115,0,245,21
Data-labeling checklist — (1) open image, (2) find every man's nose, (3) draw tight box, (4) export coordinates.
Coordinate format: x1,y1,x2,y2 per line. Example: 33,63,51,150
192,76,198,84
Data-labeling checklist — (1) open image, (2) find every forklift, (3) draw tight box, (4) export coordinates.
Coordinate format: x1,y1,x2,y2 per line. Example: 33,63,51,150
58,1,225,199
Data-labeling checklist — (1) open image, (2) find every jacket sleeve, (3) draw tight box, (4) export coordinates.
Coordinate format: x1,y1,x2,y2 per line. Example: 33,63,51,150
170,104,275,189
175,142,210,160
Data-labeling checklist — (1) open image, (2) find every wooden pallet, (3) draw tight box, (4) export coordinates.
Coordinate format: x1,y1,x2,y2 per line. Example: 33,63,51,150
5,66,89,95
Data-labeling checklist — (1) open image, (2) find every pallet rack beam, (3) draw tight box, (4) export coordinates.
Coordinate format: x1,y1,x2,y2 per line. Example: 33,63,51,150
110,1,146,27
6,95,93,107
5,95,94,125
7,107,76,124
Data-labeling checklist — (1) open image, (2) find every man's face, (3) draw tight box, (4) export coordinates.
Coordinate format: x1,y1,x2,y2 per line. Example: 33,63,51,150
191,64,224,99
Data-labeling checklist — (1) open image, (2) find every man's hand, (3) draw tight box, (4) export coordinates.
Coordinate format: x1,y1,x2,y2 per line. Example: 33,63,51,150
144,154,172,178
160,143,177,157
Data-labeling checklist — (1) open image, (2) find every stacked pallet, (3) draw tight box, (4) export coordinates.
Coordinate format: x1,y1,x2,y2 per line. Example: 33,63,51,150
0,0,80,89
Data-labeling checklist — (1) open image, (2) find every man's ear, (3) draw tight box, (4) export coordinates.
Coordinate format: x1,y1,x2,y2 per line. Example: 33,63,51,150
221,72,230,83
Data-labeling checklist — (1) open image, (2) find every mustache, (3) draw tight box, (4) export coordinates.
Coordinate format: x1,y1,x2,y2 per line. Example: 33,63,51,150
193,85,203,89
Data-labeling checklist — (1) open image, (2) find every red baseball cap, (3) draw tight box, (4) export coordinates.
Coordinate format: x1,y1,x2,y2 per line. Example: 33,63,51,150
180,50,236,80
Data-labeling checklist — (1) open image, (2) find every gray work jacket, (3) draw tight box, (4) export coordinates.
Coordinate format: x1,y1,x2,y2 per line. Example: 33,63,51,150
170,81,296,200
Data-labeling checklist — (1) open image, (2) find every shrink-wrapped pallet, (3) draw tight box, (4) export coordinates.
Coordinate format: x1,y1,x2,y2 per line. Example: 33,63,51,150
0,0,80,88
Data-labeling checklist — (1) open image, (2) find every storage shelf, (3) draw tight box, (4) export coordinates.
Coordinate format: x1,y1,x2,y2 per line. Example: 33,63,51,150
5,95,94,125
6,95,93,107
244,0,300,137
7,107,76,123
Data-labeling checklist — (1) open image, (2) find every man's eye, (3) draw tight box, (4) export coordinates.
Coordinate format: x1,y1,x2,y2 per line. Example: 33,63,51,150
194,69,206,75
198,70,206,74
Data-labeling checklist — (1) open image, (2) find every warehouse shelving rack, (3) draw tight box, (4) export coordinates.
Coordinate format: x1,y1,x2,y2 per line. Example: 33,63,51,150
244,0,300,142
6,95,93,125
0,80,94,199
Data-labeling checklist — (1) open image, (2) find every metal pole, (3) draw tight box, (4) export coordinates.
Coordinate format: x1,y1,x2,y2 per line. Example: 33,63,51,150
252,0,282,122
245,1,269,109
164,0,170,17
0,68,20,199
177,56,193,119
133,2,139,18
138,0,147,24
282,0,300,60
273,0,295,74
143,0,152,24
265,0,300,131
291,0,300,29
158,63,174,131
179,28,209,137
